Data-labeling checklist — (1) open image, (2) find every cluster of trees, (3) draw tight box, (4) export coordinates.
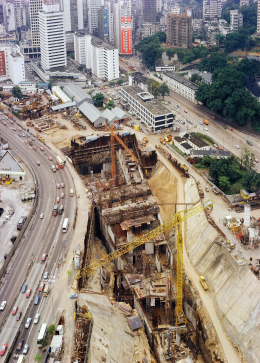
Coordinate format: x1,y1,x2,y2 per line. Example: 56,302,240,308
92,93,104,107
222,1,257,34
196,153,260,194
146,80,170,99
135,32,166,70
12,86,23,99
197,53,228,73
196,65,260,126
224,28,256,53
166,45,209,64
237,58,260,78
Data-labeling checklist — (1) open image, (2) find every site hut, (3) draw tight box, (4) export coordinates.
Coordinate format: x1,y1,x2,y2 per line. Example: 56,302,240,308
62,84,94,106
120,85,174,132
0,150,25,181
78,102,107,127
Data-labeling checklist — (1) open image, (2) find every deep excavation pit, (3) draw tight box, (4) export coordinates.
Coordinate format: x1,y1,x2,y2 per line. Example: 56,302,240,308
69,134,226,363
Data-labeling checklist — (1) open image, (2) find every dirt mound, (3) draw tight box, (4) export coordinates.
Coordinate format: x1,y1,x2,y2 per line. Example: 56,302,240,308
148,164,177,221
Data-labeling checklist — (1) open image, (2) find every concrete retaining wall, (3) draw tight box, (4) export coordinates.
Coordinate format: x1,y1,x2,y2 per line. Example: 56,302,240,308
185,178,260,363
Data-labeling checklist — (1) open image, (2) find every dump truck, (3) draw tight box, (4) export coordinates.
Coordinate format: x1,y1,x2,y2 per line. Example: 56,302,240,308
203,120,209,125
143,136,149,143
159,138,166,145
164,135,172,142
199,276,209,290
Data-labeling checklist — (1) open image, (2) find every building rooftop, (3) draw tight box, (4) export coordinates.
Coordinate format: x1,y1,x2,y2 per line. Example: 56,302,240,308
131,72,148,83
164,72,198,91
63,84,93,106
112,106,129,119
174,136,186,143
102,108,118,122
79,102,104,123
51,101,76,111
188,70,212,84
181,142,193,150
91,35,116,50
189,135,209,148
243,74,260,97
0,151,23,172
122,85,172,116
190,149,231,157
245,55,260,62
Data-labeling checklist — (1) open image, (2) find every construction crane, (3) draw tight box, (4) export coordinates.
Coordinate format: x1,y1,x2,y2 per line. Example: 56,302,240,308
76,200,214,325
102,122,139,184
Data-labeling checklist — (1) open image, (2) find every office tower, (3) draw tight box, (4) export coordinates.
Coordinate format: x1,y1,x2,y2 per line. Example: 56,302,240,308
230,9,243,31
107,1,114,44
29,0,43,46
143,0,156,23
88,0,104,34
156,0,162,13
97,6,108,40
166,13,192,49
61,0,84,32
39,0,67,70
114,1,132,54
203,0,222,20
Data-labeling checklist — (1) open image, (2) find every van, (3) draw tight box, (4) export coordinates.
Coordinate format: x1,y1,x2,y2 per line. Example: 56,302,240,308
70,189,74,197
203,120,209,125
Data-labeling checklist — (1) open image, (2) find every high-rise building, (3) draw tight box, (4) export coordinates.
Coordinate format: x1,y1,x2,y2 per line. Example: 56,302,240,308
240,0,249,6
107,1,114,44
114,1,132,54
97,6,109,40
0,43,25,84
39,0,67,70
61,0,84,32
88,0,104,34
143,0,156,23
29,0,43,46
203,0,222,20
156,0,162,13
230,9,243,31
166,13,192,49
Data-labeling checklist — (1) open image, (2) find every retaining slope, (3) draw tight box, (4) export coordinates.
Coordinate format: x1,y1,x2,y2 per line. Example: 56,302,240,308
185,178,260,363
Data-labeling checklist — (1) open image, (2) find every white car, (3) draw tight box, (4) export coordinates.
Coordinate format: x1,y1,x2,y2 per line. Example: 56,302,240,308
34,313,40,324
235,144,240,149
40,213,44,219
23,344,29,355
0,301,7,311
204,128,208,131
25,317,32,328
44,271,49,279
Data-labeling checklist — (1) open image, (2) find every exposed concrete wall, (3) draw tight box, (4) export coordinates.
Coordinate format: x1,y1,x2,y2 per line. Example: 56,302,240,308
184,178,260,363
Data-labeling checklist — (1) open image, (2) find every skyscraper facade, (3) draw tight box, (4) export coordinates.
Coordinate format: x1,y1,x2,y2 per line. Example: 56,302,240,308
143,0,156,23
166,13,192,49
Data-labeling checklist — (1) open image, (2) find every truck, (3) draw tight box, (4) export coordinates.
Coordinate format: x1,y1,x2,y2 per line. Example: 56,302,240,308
203,120,209,125
17,216,27,230
247,139,253,146
199,276,209,290
159,138,166,145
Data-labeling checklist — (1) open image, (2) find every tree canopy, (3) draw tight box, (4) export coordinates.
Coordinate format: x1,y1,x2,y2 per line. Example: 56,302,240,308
197,53,227,73
92,93,104,107
237,58,260,78
12,86,23,99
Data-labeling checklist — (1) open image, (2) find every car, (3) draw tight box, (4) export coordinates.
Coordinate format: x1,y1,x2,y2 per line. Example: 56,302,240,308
12,128,16,131
33,146,37,150
57,183,60,189
32,138,35,141
37,161,40,165
21,284,27,293
27,134,30,137
70,293,78,299
40,213,44,219
39,282,45,292
0,301,7,311
217,146,222,150
223,126,227,129
18,127,22,131
61,193,64,198
204,128,208,131
44,271,49,280
57,197,60,203
18,133,22,137
23,344,29,355
255,158,259,163
212,116,216,119
34,295,40,305
40,147,44,151
17,339,24,351
199,121,203,125
213,144,218,148
0,344,7,356
176,104,179,108
22,133,25,137
56,165,59,170
61,183,64,188
26,289,32,298
12,306,18,315
10,121,14,124
25,317,32,329
184,110,188,113
41,253,47,261
228,127,233,131
34,313,40,324
235,144,240,149
48,156,52,161
16,311,22,320
3,122,6,125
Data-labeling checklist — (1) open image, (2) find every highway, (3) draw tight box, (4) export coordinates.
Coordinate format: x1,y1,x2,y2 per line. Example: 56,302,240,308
0,118,76,361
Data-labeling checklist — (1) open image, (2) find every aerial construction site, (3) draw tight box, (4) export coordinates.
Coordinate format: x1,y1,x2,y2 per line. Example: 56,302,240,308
54,123,258,363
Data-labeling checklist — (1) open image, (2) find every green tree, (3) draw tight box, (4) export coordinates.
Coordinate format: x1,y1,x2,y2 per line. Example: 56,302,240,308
250,152,255,170
77,65,83,71
109,81,115,86
12,86,23,99
34,353,43,363
48,324,56,336
242,147,250,169
48,79,54,90
242,170,258,192
92,93,104,107
159,82,170,100
218,176,231,193
106,99,115,110
67,270,72,277
68,52,75,59
215,34,225,45
190,73,202,84
117,79,124,85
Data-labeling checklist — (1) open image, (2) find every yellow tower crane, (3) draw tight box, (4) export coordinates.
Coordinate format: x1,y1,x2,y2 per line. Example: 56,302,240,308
76,200,213,325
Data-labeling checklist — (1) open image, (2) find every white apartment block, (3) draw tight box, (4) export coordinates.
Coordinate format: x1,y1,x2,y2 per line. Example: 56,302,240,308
219,19,232,35
88,0,104,34
230,9,243,31
74,33,119,81
3,0,16,32
29,0,43,46
171,6,181,14
39,2,67,71
142,23,160,38
120,85,174,132
162,72,198,103
0,44,25,84
203,0,222,20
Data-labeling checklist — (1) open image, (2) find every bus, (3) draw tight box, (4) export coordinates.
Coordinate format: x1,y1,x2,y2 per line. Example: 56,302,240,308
62,218,69,233
43,284,49,296
56,156,64,169
37,323,48,347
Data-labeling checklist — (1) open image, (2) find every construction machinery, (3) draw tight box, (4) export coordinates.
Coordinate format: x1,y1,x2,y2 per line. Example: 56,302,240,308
102,122,139,184
76,200,214,326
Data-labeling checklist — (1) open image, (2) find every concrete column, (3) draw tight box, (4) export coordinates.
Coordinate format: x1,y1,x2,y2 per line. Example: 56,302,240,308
101,169,105,179
91,171,93,182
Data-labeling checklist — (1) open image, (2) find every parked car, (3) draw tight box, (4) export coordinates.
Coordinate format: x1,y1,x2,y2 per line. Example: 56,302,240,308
41,253,47,261
44,271,49,280
212,116,216,119
40,147,44,151
70,293,78,299
235,144,240,149
48,156,52,161
57,183,60,189
228,127,233,131
37,161,40,165
61,183,64,188
40,213,44,219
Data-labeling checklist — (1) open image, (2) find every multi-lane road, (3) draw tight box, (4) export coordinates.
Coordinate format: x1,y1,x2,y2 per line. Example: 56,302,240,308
0,118,76,361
